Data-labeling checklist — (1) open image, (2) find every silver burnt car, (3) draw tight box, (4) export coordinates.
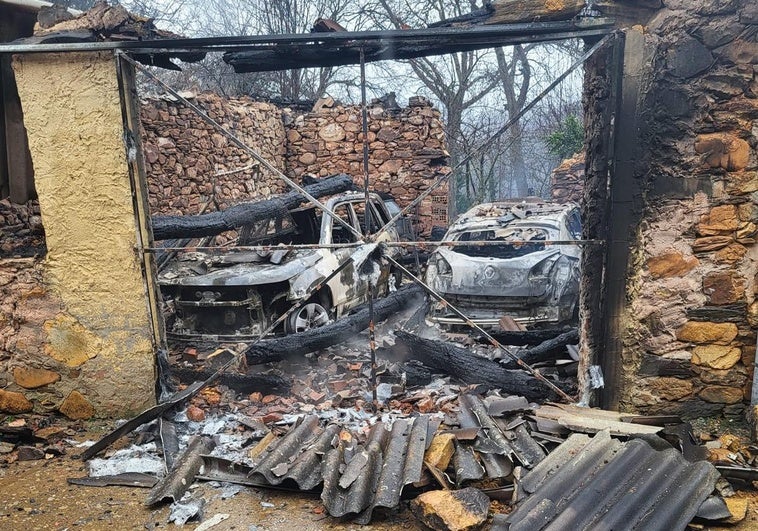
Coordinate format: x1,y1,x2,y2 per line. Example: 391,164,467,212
425,200,582,329
159,192,399,340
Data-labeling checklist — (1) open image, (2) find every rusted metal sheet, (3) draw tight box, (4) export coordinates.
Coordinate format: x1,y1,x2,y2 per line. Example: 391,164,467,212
506,430,721,531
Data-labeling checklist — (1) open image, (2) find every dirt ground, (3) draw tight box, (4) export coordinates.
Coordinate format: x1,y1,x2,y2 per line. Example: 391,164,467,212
0,442,423,531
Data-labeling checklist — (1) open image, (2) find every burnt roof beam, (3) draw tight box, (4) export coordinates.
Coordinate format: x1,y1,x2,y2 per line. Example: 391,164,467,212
0,18,614,56
223,28,611,73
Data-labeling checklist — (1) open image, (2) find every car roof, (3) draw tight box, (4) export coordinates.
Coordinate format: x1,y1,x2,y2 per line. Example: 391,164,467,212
451,200,577,228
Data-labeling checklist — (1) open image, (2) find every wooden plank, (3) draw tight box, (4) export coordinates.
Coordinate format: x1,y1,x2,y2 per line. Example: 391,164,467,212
486,0,586,24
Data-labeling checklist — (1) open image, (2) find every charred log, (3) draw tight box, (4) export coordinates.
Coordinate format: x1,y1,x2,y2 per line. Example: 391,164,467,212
393,330,569,401
430,0,586,27
245,283,424,364
478,326,575,347
499,329,579,368
170,366,289,395
152,174,354,240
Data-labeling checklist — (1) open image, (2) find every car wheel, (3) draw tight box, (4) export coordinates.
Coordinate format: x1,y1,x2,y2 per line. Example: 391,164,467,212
285,302,331,334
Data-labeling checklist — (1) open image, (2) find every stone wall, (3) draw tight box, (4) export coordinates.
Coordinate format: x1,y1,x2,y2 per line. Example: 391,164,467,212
613,1,758,419
550,152,584,204
284,97,450,234
0,199,44,257
141,94,450,236
140,95,287,216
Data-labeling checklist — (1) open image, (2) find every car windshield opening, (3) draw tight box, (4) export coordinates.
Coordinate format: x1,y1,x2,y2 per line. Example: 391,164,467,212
451,226,553,258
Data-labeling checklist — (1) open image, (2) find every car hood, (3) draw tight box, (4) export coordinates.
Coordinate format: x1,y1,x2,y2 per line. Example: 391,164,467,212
159,250,322,287
433,247,563,296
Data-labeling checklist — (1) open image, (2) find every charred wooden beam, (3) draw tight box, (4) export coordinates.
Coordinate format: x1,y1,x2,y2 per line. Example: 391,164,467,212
170,366,290,395
245,283,424,364
431,0,586,27
478,326,575,346
222,19,612,74
151,174,355,240
499,329,579,368
393,330,571,401
224,41,495,73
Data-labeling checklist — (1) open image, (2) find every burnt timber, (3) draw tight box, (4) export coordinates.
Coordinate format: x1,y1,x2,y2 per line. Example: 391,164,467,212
244,283,424,364
393,330,572,401
151,173,355,240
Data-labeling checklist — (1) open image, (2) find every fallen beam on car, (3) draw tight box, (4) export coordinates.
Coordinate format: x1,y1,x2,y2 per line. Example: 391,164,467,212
393,330,572,402
244,283,424,364
151,174,355,240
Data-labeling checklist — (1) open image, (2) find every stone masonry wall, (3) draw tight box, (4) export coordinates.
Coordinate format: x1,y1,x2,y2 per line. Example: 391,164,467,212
140,95,287,216
140,94,450,236
284,97,450,235
550,152,584,204
616,1,758,419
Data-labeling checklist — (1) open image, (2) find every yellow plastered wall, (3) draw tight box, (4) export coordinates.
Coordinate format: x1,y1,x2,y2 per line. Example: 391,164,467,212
13,52,156,416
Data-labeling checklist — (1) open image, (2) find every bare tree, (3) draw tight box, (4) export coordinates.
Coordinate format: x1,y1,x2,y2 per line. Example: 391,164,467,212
364,0,504,212
179,0,359,100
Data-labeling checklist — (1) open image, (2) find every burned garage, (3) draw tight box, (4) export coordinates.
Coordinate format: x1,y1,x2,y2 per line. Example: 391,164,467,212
1,0,758,529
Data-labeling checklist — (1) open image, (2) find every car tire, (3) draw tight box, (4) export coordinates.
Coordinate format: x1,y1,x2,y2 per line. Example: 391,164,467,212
285,302,332,334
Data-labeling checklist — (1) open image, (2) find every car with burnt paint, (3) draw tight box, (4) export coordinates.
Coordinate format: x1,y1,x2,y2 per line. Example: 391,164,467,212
425,200,582,329
159,192,400,340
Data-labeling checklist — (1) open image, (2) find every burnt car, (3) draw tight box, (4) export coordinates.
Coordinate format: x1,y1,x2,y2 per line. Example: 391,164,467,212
425,200,582,329
159,193,400,340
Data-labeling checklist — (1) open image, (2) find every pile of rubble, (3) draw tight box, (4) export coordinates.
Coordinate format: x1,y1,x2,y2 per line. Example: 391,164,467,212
1,383,751,530
2,314,751,530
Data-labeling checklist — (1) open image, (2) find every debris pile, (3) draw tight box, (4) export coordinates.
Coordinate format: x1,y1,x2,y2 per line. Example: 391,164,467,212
32,379,747,530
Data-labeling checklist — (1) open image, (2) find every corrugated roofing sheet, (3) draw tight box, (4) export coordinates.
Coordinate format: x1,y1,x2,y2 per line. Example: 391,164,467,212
504,430,721,531
232,414,433,524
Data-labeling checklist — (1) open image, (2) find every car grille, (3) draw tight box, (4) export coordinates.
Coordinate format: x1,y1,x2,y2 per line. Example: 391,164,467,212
443,294,543,311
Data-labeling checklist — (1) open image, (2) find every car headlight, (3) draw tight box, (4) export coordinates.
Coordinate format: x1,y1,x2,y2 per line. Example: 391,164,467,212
528,256,557,281
426,254,452,289
435,256,452,277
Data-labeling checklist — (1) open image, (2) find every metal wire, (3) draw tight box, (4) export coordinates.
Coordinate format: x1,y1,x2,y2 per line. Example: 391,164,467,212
145,239,601,253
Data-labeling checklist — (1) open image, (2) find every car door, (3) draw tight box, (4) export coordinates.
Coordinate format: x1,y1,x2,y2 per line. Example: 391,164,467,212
320,200,365,314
